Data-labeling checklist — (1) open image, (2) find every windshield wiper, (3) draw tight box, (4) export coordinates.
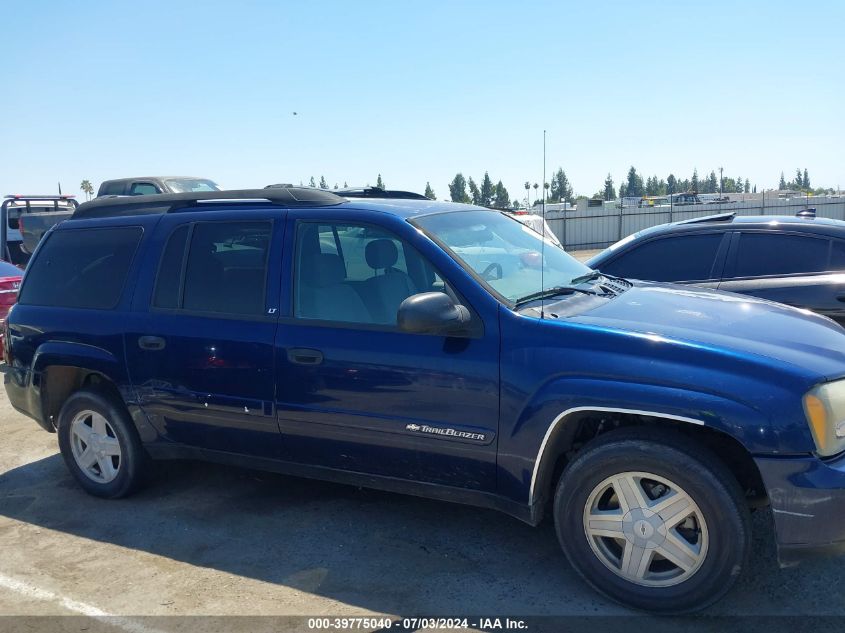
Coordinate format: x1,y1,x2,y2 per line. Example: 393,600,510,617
514,286,601,307
570,270,603,285
569,270,631,296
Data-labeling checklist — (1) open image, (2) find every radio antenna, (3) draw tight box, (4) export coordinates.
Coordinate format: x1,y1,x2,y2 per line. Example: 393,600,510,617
540,129,547,319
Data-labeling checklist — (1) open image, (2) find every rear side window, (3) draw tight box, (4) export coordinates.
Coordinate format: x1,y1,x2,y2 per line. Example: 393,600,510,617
129,183,160,196
734,233,829,277
831,241,845,270
601,233,723,282
153,221,271,316
19,227,142,309
98,181,124,196
152,225,189,308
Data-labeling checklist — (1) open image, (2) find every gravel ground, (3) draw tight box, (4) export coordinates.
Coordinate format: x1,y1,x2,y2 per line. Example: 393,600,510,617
1,369,843,631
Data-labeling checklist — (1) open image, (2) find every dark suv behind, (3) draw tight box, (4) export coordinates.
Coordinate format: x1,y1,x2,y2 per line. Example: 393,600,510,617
587,212,845,324
8,190,845,613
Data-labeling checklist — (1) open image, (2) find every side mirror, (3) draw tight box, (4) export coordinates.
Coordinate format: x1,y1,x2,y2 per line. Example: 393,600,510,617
397,292,471,335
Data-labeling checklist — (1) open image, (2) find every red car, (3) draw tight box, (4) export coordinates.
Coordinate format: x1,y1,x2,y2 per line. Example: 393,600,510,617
0,259,22,359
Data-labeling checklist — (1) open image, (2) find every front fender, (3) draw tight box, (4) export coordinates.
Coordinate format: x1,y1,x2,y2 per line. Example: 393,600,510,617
496,375,806,509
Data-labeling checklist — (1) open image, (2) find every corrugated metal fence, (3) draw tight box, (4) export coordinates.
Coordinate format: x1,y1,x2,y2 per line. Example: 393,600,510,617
544,198,845,251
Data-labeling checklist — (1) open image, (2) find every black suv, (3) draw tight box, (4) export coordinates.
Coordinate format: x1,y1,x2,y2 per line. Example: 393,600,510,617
587,212,845,325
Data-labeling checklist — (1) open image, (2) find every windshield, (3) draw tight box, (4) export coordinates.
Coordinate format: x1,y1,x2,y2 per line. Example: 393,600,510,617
164,178,220,193
415,210,592,303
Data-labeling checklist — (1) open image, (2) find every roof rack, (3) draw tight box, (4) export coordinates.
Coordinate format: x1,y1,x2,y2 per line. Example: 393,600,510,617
72,187,345,220
4,194,76,200
674,212,737,225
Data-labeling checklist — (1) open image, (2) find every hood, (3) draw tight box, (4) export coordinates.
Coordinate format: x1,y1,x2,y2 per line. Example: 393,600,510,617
564,282,845,380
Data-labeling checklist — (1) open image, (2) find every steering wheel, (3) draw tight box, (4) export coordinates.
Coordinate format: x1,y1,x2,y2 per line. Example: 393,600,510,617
480,262,503,281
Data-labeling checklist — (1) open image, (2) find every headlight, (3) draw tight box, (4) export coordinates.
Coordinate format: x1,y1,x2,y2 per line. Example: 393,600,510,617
803,380,845,457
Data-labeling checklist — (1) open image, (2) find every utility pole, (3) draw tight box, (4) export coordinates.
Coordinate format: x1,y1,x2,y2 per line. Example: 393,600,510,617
719,167,723,197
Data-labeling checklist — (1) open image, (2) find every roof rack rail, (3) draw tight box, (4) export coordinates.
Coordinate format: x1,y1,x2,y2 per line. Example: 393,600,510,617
4,194,76,200
72,187,345,220
674,212,736,225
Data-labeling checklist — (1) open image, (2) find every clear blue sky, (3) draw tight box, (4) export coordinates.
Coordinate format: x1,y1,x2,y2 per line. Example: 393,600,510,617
2,0,843,202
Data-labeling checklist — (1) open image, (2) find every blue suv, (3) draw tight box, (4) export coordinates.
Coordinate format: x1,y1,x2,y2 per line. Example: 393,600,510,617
6,188,845,613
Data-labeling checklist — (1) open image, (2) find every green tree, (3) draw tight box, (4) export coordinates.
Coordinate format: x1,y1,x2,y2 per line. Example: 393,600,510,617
480,172,495,207
795,168,803,189
343,181,348,188
493,180,510,209
744,179,750,193
691,169,700,193
734,176,743,194
448,173,470,203
468,177,481,205
511,200,520,209
666,174,677,194
319,176,328,189
706,171,718,194
79,179,94,201
550,168,573,203
309,176,316,188
376,174,385,189
803,168,810,189
779,172,787,190
603,173,616,200
424,182,435,199
625,166,644,197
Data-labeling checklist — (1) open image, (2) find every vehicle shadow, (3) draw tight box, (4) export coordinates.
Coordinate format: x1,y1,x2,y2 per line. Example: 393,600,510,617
0,454,842,616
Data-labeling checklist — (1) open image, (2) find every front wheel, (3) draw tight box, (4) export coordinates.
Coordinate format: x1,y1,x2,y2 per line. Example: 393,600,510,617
554,429,751,613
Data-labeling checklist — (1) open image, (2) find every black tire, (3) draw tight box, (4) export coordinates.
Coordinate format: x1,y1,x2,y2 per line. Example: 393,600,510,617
56,389,149,498
554,428,751,614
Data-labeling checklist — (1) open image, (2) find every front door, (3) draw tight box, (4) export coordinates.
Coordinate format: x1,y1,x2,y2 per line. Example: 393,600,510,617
274,215,500,490
126,211,284,458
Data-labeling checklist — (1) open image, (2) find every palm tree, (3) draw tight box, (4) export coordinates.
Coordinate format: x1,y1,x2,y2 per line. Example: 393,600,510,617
80,179,94,201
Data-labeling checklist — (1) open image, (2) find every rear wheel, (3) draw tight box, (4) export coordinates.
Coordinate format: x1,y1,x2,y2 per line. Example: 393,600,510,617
57,389,149,498
554,429,750,613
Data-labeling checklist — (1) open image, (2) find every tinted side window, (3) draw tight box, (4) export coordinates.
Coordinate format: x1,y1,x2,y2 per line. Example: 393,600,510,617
154,221,271,316
294,222,444,325
129,183,160,195
831,241,845,270
734,233,829,277
99,182,124,196
152,225,189,308
601,233,722,282
19,227,142,309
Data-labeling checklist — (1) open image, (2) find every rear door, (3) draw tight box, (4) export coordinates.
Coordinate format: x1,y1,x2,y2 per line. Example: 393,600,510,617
126,209,284,458
718,231,845,323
